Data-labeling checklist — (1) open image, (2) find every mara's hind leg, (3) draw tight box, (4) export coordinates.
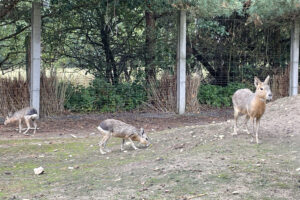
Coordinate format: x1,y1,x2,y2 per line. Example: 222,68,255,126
99,134,110,154
244,115,250,134
103,136,112,153
23,116,31,135
232,107,239,135
99,133,112,154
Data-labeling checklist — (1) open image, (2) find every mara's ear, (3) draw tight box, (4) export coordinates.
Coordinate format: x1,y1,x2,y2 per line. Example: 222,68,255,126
140,128,144,135
264,75,270,84
8,112,13,117
254,76,261,87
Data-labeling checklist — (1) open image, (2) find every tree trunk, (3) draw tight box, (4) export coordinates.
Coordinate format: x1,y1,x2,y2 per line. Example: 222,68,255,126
145,3,156,83
100,18,118,85
25,33,31,83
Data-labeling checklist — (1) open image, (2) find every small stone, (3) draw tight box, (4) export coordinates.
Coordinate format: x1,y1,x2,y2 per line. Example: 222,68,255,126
34,166,44,175
232,191,239,195
68,167,74,170
154,167,160,171
114,178,121,182
155,157,164,161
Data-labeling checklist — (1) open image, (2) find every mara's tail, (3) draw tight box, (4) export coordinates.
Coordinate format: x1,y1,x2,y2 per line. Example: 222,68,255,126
97,125,110,135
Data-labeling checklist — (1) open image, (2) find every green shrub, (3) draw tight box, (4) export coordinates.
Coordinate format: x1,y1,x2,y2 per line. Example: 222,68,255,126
197,82,252,107
64,84,96,111
64,78,147,112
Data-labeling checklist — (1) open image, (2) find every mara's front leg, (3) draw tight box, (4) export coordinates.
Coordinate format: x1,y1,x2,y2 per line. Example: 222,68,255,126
23,116,31,135
18,119,22,134
32,119,37,135
120,139,125,151
255,119,261,144
128,138,139,150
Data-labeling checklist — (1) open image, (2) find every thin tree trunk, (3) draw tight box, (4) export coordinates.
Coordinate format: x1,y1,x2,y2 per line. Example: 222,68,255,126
25,32,31,83
100,17,118,84
145,2,156,83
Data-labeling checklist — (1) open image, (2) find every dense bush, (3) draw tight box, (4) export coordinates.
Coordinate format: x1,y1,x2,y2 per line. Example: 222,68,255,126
65,78,147,112
197,82,253,107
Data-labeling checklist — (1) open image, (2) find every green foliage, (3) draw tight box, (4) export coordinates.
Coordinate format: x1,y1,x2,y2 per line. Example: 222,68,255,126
64,78,147,112
197,82,252,107
247,0,300,22
195,19,229,37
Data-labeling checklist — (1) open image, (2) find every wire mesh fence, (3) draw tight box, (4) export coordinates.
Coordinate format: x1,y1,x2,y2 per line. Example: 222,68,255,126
0,65,294,118
0,16,298,117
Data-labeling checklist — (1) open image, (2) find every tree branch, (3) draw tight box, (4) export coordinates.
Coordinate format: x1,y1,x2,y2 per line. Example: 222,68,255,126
0,24,30,42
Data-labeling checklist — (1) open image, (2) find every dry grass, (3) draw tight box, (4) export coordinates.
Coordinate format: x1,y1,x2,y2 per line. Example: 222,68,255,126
0,71,69,117
0,67,94,117
271,66,289,99
145,72,202,112
0,68,94,87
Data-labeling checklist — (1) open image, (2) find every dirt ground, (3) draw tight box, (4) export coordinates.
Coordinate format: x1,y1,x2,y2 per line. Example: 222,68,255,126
0,108,233,138
0,96,299,200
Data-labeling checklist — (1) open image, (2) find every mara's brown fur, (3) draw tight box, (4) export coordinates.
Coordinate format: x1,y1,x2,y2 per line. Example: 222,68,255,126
97,119,150,154
4,107,38,135
232,76,272,144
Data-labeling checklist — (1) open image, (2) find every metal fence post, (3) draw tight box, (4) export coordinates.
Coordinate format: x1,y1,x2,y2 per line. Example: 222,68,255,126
289,19,299,96
30,1,41,116
177,10,186,114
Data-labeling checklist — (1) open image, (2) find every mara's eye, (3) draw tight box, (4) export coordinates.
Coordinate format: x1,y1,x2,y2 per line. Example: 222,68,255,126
260,88,263,90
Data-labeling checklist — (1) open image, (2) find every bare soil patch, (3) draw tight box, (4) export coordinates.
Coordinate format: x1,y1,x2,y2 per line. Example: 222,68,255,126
0,108,232,138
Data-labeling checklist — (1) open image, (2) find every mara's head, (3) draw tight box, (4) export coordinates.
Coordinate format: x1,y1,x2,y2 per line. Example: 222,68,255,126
138,128,150,146
4,116,12,125
254,75,272,101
